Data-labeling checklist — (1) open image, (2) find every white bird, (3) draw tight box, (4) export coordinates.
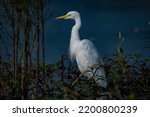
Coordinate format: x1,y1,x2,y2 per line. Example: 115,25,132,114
56,11,107,88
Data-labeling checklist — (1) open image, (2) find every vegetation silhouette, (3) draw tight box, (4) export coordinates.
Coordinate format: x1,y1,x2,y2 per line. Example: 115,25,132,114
0,0,150,99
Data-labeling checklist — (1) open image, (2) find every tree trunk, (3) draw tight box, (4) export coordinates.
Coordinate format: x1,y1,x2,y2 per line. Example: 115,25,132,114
35,0,40,98
15,11,20,81
40,0,46,94
12,9,16,81
22,10,29,100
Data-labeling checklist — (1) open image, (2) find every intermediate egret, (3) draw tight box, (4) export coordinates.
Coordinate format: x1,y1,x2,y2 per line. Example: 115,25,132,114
56,11,107,88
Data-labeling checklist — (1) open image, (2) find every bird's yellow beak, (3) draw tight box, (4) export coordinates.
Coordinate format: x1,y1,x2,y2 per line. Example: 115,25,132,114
56,14,69,20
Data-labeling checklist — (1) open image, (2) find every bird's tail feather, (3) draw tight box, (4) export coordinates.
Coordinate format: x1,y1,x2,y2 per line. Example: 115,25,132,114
94,67,107,88
85,66,107,88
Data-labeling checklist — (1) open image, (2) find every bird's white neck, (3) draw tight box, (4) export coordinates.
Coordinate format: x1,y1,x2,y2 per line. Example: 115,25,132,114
72,17,81,31
71,17,81,42
69,17,81,61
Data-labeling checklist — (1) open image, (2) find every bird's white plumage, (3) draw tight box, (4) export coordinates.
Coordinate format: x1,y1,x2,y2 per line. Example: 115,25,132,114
75,39,107,88
57,11,107,88
75,39,99,72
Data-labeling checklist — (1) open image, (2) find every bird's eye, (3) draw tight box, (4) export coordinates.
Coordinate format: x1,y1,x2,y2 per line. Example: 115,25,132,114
68,14,71,17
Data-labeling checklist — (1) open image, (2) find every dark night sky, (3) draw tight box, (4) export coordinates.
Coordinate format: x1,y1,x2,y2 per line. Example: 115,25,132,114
1,0,150,63
43,0,150,63
53,0,150,11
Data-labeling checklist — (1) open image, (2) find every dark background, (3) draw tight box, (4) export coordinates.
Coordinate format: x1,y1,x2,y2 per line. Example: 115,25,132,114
44,0,150,63
0,0,150,100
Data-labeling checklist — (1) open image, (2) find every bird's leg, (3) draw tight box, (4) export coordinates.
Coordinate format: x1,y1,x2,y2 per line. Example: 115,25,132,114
71,70,89,87
71,75,81,87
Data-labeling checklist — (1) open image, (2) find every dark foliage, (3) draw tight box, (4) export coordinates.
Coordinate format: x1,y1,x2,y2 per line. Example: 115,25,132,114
0,0,149,100
0,49,150,99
